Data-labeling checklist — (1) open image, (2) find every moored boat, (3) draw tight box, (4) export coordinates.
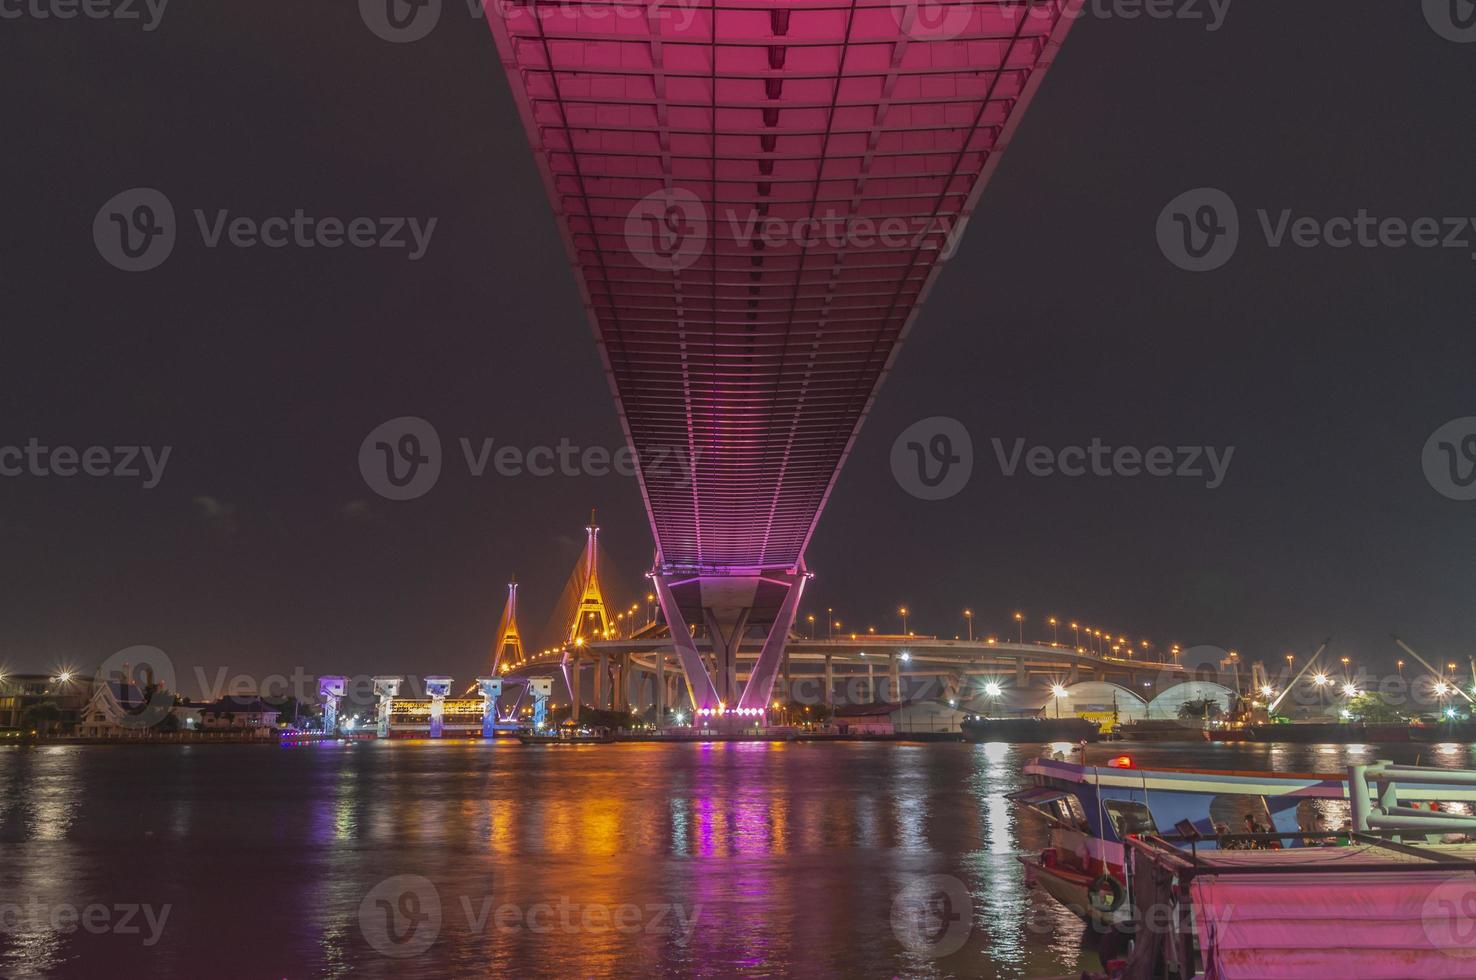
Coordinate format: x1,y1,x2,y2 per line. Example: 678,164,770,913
961,715,1100,743
1009,755,1476,930
518,725,614,745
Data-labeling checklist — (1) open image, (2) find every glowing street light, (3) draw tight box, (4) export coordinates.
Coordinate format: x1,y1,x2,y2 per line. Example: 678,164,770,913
1071,622,1080,647
1312,673,1330,686
1259,685,1274,698
1341,682,1359,698
1048,617,1058,644
1051,684,1068,698
1013,612,1024,644
963,609,973,642
984,682,1002,697
899,606,909,634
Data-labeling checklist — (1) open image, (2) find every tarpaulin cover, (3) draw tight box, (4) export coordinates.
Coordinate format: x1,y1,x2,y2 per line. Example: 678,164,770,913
1191,869,1476,979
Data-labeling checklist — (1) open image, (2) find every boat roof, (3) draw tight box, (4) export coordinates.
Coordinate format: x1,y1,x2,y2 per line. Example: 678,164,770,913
1128,836,1476,978
1025,757,1476,801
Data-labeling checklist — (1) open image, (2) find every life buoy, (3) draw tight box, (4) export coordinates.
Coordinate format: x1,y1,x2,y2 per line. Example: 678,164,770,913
1088,874,1124,914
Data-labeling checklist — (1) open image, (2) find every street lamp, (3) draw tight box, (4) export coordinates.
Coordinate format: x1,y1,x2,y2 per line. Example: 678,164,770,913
827,608,834,640
1013,612,1024,644
899,606,909,634
1070,622,1079,647
807,614,816,640
963,609,973,642
1048,617,1058,645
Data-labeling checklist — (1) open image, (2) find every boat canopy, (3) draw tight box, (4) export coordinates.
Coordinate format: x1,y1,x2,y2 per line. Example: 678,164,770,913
1190,858,1476,978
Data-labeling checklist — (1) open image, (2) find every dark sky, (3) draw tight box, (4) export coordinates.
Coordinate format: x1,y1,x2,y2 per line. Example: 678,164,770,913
3,1,1474,694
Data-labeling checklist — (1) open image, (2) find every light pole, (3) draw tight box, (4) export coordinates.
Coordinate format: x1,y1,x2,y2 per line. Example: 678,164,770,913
827,608,834,640
807,614,815,640
964,609,973,642
899,606,909,635
1070,622,1079,648
1048,617,1058,645
1013,612,1024,644
647,593,655,623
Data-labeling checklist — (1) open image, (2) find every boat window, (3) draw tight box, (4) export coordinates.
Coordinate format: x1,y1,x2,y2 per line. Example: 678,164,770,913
1209,794,1272,834
1056,794,1089,830
1103,800,1157,837
1295,799,1351,836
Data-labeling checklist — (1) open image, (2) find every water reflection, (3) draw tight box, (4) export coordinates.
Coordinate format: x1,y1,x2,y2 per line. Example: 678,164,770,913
3,740,1474,978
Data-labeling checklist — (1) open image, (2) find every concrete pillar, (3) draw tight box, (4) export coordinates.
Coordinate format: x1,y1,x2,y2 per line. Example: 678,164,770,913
867,663,876,703
1016,660,1028,687
656,650,666,721
890,653,901,704
597,652,609,709
824,653,834,706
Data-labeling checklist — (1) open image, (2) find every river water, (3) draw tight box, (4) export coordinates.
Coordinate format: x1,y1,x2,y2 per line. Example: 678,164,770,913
3,739,1474,979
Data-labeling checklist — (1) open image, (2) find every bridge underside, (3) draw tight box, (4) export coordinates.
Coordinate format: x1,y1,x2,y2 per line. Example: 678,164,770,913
487,0,1083,713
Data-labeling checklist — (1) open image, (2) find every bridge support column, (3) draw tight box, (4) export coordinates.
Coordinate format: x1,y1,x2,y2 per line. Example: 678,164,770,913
655,651,666,722
824,654,833,706
867,663,875,703
704,609,750,707
596,652,609,710
890,653,901,703
1017,661,1028,687
735,569,806,714
651,573,722,712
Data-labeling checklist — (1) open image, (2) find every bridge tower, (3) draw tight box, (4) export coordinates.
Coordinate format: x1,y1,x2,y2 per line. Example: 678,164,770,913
490,578,524,675
563,512,614,719
568,511,611,643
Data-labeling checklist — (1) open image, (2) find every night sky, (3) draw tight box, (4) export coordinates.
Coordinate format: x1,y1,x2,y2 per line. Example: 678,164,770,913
3,1,1474,694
